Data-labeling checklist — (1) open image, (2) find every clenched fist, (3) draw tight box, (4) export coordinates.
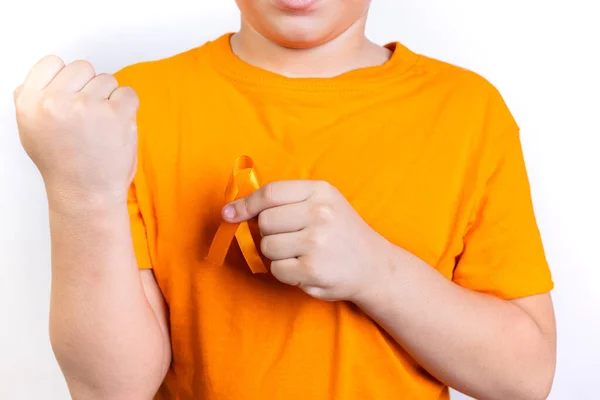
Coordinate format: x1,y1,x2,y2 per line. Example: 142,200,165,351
14,55,139,212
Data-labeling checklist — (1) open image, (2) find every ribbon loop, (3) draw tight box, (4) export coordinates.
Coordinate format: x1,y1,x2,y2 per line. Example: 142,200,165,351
206,156,267,274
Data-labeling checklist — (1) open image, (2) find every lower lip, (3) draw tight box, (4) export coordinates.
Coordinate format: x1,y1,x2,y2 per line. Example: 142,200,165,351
275,0,317,11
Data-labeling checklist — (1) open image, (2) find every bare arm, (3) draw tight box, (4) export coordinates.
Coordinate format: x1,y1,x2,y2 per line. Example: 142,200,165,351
354,247,556,400
49,204,171,400
15,55,171,399
225,179,556,399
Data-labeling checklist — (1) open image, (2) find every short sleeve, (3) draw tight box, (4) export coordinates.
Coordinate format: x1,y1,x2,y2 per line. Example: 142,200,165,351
453,129,554,299
114,65,154,270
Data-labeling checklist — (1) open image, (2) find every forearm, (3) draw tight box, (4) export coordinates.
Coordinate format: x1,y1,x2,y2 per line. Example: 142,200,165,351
353,245,555,400
48,201,167,399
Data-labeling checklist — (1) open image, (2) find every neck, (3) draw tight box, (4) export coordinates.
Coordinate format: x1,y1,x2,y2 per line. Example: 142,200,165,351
230,18,391,78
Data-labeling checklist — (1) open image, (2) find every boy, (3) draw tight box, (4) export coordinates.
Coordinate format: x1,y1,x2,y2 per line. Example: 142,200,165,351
14,0,556,399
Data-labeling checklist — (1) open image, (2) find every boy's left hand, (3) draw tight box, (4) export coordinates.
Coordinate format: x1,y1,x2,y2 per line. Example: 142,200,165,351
222,180,396,301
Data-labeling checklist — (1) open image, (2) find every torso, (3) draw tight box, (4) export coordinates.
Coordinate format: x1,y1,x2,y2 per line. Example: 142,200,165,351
119,34,513,399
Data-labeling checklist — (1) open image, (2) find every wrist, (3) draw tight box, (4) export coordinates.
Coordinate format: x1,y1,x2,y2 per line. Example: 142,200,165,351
351,238,401,306
47,197,132,250
45,182,129,218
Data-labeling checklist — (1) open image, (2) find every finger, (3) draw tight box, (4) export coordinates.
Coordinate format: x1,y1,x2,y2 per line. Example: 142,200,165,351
260,231,307,261
22,55,65,90
108,86,140,116
258,202,309,235
13,85,23,102
270,258,306,287
81,73,119,99
46,60,96,93
223,180,317,223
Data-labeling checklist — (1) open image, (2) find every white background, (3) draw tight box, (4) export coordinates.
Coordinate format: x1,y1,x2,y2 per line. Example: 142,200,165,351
1,1,599,399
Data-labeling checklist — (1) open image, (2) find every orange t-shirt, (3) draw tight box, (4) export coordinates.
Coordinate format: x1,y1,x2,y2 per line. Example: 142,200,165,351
115,33,553,400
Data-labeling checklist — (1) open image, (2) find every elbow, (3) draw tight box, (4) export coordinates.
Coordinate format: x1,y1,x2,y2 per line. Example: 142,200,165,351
491,337,556,400
510,315,557,400
517,382,552,400
523,370,555,400
513,354,556,400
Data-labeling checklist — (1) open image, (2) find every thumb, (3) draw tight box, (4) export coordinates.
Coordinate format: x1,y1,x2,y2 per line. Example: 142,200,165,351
222,197,255,223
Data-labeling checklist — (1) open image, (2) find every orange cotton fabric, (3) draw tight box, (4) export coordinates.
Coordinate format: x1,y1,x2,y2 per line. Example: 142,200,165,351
115,34,553,400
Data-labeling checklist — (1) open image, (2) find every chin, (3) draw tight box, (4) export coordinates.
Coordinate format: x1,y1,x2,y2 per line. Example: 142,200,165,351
270,33,330,49
266,19,339,49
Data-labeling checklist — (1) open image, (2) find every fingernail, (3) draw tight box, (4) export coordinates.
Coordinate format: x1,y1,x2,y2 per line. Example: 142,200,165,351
223,204,236,220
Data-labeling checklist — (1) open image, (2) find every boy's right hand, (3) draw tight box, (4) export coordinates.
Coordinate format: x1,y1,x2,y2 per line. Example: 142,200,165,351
14,55,139,213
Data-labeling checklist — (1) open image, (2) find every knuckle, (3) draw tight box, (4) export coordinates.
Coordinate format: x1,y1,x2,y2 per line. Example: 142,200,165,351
261,182,275,204
260,236,273,256
110,86,140,114
14,95,28,115
40,95,54,112
35,55,65,76
72,95,92,114
13,86,23,102
306,230,326,249
104,73,118,85
72,59,96,77
121,87,140,108
257,212,269,232
242,195,253,216
40,95,63,117
270,260,291,283
270,260,282,275
129,91,140,110
128,120,138,135
98,73,119,89
316,180,333,193
42,54,65,68
301,258,318,280
314,180,339,201
120,85,137,98
312,203,334,222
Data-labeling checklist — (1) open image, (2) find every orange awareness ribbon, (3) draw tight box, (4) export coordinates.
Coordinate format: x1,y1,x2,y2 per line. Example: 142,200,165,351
206,156,267,274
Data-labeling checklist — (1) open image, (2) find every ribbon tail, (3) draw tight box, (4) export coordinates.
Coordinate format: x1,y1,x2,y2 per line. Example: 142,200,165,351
206,222,239,266
235,222,267,274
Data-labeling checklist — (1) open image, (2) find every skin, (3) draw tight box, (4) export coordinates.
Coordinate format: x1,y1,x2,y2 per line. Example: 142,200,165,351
15,57,170,399
224,181,557,400
232,0,392,77
14,0,556,399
